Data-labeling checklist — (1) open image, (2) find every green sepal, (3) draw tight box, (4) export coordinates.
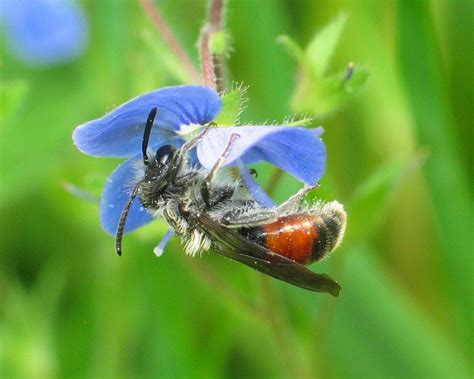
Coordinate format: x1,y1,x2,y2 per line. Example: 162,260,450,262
346,154,427,244
214,85,248,126
209,30,231,56
306,13,347,75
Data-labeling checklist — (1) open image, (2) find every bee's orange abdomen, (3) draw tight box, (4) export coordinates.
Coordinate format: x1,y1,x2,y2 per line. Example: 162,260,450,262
239,208,345,265
261,214,319,264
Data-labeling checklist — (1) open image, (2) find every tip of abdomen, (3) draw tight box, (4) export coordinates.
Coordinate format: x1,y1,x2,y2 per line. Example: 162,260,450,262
312,201,347,261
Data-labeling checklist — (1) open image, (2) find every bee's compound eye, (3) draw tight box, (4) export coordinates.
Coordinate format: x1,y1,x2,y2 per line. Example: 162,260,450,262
156,145,176,165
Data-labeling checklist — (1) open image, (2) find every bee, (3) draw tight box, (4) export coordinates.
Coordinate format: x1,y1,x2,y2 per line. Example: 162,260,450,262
116,108,347,296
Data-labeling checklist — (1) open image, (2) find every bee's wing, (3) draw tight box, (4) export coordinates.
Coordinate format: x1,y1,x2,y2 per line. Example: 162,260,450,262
191,211,341,296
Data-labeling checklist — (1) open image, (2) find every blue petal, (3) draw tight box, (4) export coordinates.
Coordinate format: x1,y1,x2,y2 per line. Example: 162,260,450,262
237,160,275,208
0,0,89,66
100,157,153,235
197,126,326,185
73,86,222,158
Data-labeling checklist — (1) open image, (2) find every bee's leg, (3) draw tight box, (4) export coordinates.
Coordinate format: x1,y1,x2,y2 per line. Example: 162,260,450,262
222,184,319,227
222,210,279,227
180,123,215,154
173,171,199,186
170,123,215,182
277,183,320,211
206,185,235,207
201,133,240,206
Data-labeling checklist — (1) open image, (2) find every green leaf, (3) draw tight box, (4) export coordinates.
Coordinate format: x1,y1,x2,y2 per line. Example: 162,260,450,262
306,13,347,76
329,245,471,378
397,0,473,344
277,35,309,70
0,81,28,124
281,14,368,117
214,85,248,126
291,64,369,116
346,155,425,244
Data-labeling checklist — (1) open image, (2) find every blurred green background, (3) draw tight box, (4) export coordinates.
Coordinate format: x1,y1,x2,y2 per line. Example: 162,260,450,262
1,0,472,378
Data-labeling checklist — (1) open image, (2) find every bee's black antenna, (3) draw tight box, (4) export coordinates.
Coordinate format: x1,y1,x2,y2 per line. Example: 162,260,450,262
116,108,157,256
142,107,158,166
115,183,140,256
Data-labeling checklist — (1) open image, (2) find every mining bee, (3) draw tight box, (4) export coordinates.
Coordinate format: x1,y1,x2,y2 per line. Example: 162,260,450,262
116,108,347,296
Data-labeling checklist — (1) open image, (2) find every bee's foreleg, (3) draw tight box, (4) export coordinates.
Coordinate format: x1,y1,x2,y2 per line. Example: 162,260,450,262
201,133,240,206
171,126,214,182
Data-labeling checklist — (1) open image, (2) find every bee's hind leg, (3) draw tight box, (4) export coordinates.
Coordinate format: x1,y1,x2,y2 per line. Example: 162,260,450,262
221,208,279,227
277,183,320,211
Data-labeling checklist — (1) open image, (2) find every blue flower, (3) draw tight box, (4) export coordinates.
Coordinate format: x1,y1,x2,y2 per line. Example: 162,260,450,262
0,0,89,66
73,85,326,252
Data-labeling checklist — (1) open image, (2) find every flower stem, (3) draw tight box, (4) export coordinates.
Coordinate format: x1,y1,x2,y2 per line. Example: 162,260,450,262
200,28,216,90
208,0,226,92
138,0,201,83
200,0,227,91
208,0,225,27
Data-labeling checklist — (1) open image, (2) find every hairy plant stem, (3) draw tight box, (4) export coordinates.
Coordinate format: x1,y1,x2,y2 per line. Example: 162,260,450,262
200,0,226,91
138,0,201,83
200,29,216,90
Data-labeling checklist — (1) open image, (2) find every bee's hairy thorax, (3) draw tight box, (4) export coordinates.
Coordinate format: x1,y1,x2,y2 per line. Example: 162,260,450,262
137,167,244,257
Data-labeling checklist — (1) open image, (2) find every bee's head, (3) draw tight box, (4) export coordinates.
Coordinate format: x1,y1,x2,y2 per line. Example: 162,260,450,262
116,107,175,256
144,144,176,181
139,107,174,180
154,144,176,168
